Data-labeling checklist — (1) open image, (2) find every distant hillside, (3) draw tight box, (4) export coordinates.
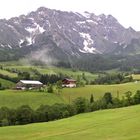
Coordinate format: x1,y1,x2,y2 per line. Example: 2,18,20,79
0,105,140,140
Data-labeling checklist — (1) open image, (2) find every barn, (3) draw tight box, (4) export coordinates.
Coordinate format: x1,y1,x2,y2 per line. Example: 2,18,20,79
16,80,43,90
62,78,76,88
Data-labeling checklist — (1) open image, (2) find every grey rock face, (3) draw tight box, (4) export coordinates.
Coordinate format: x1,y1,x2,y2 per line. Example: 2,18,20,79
0,7,140,57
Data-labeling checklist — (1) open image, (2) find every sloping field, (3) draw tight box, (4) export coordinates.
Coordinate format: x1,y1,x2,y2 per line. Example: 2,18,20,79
0,82,140,108
0,90,65,109
132,74,140,80
62,82,140,102
4,65,98,80
0,78,15,88
0,69,17,77
0,105,140,140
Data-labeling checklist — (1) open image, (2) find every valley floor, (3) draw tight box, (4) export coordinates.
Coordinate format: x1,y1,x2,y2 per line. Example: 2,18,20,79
0,82,140,108
0,105,140,140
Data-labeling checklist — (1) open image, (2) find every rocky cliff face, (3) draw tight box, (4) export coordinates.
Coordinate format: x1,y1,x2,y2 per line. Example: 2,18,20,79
0,7,140,61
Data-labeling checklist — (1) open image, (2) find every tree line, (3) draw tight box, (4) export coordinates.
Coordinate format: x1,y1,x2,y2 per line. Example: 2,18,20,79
0,90,140,127
92,73,133,85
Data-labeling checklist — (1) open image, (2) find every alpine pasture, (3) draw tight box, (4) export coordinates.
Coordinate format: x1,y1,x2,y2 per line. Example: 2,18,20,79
0,105,139,140
0,82,140,108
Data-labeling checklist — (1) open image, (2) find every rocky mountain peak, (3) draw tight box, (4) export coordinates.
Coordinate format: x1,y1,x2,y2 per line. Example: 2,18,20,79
0,7,140,62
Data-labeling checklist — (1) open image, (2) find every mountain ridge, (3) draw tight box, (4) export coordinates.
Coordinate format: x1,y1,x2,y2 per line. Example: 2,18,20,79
1,7,140,53
1,7,140,71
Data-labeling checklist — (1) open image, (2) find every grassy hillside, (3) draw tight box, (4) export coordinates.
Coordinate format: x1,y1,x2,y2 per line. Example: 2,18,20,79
0,63,98,85
0,78,15,88
3,65,98,80
0,69,17,77
0,82,140,108
0,90,65,109
0,105,140,140
62,82,140,102
132,74,140,80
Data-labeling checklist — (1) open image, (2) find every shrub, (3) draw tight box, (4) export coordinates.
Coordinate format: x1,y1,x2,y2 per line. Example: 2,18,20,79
16,105,34,125
1,119,9,126
47,84,54,93
73,97,89,113
133,90,140,104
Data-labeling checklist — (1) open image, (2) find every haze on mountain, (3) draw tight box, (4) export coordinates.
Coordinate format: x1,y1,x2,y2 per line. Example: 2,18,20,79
1,1,140,72
0,6,140,72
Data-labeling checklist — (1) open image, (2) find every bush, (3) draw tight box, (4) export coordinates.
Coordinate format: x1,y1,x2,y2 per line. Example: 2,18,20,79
0,107,10,121
1,119,9,126
47,84,54,93
90,94,94,103
73,97,89,113
16,105,34,125
49,103,69,120
103,92,113,104
124,91,133,106
35,105,51,122
133,90,140,104
0,83,5,90
112,98,122,108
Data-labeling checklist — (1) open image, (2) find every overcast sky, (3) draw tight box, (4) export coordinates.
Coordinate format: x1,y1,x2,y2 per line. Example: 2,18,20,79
0,0,140,30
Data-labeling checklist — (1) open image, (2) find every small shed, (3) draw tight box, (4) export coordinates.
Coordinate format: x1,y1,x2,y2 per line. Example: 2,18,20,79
16,80,43,90
62,78,76,88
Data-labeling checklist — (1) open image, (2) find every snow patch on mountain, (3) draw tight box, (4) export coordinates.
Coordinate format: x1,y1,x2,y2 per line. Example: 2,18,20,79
28,17,34,21
26,37,32,45
7,24,14,30
37,25,45,33
19,39,24,48
86,20,98,25
79,32,96,53
25,23,45,34
97,17,102,21
79,32,94,45
13,21,19,24
123,44,128,49
72,28,77,32
79,47,96,54
45,20,51,27
76,21,86,25
104,35,109,40
25,27,36,33
8,44,12,49
74,12,84,18
0,44,5,48
80,12,91,18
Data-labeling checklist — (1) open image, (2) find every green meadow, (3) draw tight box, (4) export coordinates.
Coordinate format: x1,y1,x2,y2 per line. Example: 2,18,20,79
0,104,140,140
132,74,140,80
62,82,140,102
3,65,98,80
0,69,17,77
0,78,15,88
0,82,140,108
0,90,65,109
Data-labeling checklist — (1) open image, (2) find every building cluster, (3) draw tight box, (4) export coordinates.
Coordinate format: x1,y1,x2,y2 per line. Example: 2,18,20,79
16,78,76,90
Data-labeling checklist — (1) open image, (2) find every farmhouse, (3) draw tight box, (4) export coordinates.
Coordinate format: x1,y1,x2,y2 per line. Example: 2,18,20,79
62,78,76,88
16,80,43,90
